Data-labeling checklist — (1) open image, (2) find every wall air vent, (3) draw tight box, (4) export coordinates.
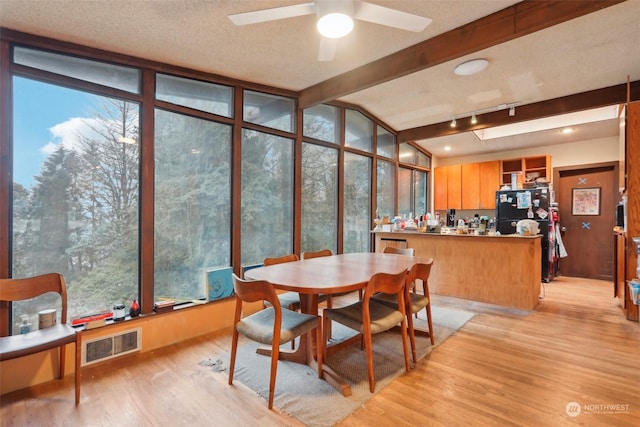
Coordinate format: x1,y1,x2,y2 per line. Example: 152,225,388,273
82,327,142,366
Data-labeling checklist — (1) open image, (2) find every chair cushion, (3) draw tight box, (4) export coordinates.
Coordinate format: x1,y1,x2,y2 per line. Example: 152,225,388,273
236,307,318,345
324,300,405,335
0,324,77,361
371,292,429,314
264,292,329,310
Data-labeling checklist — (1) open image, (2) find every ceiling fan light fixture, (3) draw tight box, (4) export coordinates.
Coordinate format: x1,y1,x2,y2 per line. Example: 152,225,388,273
317,12,354,38
454,58,489,76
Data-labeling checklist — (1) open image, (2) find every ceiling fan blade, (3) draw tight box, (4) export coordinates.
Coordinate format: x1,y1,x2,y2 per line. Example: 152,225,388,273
318,37,337,61
354,2,432,32
229,2,315,26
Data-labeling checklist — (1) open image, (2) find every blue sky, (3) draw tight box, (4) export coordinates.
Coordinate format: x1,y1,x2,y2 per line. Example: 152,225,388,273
13,77,94,187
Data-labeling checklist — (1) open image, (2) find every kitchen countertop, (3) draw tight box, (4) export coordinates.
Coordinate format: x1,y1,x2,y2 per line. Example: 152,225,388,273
371,229,541,238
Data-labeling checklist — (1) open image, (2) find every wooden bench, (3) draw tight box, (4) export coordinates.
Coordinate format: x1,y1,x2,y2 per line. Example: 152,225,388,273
0,273,81,405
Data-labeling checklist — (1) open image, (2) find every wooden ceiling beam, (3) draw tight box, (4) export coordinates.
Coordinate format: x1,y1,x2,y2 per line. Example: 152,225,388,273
397,80,640,142
298,0,625,109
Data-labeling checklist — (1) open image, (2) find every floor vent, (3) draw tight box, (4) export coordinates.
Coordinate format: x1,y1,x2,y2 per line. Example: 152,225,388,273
82,327,142,366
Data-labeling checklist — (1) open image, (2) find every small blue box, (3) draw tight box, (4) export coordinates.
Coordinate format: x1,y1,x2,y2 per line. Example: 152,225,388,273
206,267,234,302
629,282,640,305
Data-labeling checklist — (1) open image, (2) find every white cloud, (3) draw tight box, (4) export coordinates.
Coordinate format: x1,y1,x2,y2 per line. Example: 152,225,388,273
42,117,105,155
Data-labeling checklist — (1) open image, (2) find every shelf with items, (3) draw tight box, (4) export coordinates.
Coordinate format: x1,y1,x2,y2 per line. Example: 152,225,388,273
500,155,551,187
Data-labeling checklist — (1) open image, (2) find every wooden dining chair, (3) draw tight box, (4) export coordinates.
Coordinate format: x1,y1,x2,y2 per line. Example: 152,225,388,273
0,273,81,405
264,253,328,349
322,269,410,393
302,248,333,303
382,246,415,255
381,247,419,309
263,254,302,311
228,274,322,409
372,260,435,364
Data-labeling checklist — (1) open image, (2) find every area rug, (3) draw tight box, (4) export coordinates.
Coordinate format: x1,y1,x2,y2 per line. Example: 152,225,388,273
200,306,475,427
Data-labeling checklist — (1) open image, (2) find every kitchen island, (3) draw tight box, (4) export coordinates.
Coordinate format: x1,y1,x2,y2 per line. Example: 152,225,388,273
373,231,542,310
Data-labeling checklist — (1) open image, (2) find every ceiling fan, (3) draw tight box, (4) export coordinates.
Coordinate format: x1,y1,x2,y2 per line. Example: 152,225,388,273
228,0,432,61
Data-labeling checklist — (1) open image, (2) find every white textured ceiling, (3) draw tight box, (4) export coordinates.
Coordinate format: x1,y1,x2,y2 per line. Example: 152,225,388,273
1,0,639,159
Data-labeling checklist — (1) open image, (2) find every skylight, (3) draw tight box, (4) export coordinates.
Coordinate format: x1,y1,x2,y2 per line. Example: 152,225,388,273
472,105,620,141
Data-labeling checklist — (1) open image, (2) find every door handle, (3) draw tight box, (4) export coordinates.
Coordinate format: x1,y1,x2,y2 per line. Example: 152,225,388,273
561,226,567,232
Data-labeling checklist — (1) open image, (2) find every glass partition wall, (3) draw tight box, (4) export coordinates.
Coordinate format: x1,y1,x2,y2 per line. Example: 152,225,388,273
0,33,431,328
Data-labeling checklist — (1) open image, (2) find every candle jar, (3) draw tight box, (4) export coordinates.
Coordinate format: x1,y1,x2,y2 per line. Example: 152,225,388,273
113,304,126,321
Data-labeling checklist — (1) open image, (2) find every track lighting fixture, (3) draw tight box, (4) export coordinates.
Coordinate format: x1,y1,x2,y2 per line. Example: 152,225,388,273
470,113,477,125
509,106,516,117
450,118,457,128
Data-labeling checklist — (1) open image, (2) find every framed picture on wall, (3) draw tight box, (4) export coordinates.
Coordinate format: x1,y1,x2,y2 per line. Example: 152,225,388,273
572,187,600,216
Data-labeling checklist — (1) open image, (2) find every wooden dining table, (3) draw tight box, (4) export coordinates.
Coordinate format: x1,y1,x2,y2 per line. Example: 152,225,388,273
244,251,430,396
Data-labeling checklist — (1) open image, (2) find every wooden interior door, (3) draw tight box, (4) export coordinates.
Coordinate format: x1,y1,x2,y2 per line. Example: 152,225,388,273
556,163,618,280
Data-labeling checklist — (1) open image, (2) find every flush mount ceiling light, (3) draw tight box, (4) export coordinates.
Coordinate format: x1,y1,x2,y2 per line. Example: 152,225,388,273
454,58,489,76
316,0,354,38
317,13,354,38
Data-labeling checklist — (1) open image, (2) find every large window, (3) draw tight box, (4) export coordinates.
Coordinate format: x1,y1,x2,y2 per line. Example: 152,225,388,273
3,37,433,331
343,153,371,253
12,77,140,328
398,167,412,216
303,104,340,143
241,130,294,265
154,110,232,301
345,109,373,153
301,143,338,253
14,46,140,94
377,125,395,159
376,159,396,219
156,74,233,117
243,90,295,133
398,167,427,218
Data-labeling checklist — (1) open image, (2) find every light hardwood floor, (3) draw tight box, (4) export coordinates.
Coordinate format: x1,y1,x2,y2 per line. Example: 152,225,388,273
1,276,639,426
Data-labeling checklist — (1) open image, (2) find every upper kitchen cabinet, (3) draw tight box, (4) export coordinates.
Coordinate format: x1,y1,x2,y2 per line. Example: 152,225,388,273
461,163,480,209
501,155,551,186
434,164,461,211
435,161,499,211
479,161,501,209
462,161,500,210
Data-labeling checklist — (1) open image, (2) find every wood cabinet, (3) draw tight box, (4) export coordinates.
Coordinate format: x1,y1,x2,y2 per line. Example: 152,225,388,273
434,166,448,211
501,155,551,186
435,161,500,211
461,163,480,209
373,232,542,310
434,165,461,211
479,161,501,209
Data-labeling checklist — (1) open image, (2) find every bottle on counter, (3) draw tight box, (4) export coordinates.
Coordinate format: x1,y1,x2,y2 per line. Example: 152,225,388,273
18,314,31,334
130,299,141,318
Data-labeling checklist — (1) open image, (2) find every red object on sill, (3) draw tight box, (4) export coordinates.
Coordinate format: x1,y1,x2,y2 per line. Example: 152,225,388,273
130,299,141,317
70,311,113,325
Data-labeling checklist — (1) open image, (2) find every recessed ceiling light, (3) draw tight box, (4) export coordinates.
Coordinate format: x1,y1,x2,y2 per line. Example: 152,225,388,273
444,146,452,151
454,59,489,76
562,127,574,134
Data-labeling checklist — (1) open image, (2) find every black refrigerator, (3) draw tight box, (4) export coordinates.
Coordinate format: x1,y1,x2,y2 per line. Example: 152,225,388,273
495,188,555,282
